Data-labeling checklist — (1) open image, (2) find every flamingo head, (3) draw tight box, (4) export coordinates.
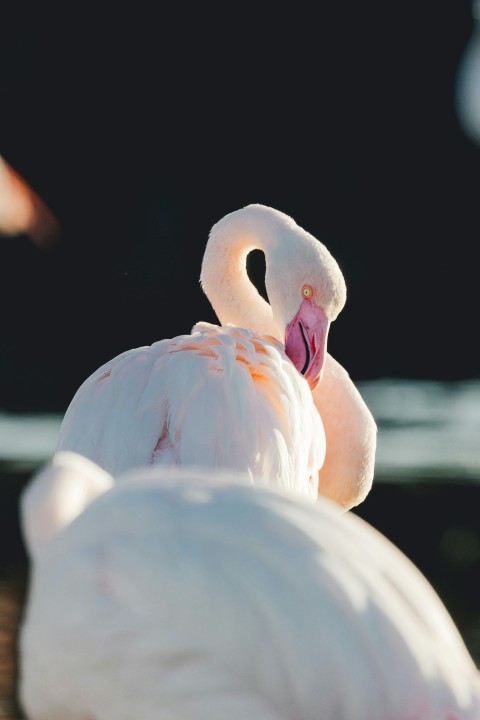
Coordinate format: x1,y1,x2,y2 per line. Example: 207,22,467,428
201,203,347,388
263,214,346,390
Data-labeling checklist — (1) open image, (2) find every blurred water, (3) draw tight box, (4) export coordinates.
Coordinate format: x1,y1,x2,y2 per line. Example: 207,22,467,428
0,413,61,472
357,378,480,481
1,378,480,481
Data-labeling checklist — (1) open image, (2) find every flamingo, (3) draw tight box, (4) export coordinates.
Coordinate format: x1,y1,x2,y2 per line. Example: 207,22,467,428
0,154,60,247
56,204,376,509
19,451,480,720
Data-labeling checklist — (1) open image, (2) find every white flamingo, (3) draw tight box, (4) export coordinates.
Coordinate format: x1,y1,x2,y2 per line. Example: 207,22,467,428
19,451,480,720
56,204,376,510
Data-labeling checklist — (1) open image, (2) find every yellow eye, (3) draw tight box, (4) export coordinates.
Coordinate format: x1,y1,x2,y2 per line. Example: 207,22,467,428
301,285,313,299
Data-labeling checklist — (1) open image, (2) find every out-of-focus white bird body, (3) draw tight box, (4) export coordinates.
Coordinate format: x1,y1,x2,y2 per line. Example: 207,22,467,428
56,204,376,509
19,453,480,720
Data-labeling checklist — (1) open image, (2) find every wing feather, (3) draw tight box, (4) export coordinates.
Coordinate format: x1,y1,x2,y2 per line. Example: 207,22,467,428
56,325,325,499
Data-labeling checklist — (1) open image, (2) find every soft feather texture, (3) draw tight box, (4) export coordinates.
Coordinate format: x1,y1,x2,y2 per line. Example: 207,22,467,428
21,451,113,559
200,203,346,337
313,354,377,507
55,203,377,509
19,454,480,720
57,323,324,500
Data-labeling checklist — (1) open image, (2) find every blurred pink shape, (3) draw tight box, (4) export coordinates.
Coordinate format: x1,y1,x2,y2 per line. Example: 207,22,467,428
0,155,60,248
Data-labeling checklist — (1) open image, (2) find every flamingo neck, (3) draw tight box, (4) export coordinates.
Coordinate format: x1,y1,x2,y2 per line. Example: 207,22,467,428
200,205,281,339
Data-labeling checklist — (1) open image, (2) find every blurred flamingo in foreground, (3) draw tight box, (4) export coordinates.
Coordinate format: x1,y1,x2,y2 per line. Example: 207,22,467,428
19,452,480,720
0,154,60,247
56,204,376,510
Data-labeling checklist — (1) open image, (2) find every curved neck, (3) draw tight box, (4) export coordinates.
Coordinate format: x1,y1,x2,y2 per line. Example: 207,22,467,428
200,205,282,338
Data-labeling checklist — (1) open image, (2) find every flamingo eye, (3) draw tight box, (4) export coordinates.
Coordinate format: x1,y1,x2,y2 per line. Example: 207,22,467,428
301,285,313,299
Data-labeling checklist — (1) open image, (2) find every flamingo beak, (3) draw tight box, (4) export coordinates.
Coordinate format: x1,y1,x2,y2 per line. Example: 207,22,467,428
284,300,330,390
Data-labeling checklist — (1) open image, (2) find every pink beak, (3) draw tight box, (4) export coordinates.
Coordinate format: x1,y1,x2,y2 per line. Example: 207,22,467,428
284,300,330,390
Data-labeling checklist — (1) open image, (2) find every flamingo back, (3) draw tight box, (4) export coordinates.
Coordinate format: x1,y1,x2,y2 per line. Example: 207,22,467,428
56,323,325,500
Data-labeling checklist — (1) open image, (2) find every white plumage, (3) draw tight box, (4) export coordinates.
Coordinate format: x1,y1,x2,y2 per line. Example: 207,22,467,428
56,204,376,510
57,323,323,500
19,452,480,720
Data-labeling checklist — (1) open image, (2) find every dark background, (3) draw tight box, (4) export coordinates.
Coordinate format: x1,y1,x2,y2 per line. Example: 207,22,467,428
1,3,479,412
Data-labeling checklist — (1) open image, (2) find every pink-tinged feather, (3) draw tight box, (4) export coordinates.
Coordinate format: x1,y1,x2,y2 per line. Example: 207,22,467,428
0,155,60,248
54,204,376,510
